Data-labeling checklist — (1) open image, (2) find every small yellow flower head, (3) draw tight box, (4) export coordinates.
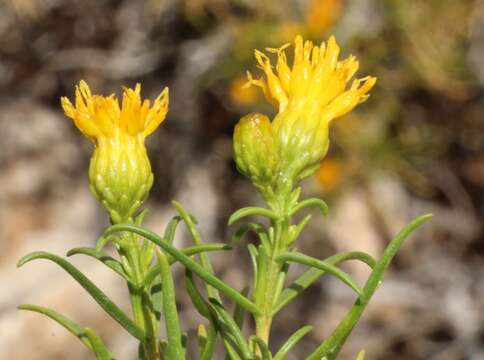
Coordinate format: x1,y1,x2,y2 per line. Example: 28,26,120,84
61,80,169,223
245,35,376,182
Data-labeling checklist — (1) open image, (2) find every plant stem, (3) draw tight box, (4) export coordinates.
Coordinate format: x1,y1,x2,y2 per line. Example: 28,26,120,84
254,214,290,345
254,259,280,343
125,239,160,360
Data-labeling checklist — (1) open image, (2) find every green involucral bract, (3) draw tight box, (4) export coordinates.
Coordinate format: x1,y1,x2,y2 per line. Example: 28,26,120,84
272,110,330,183
90,136,154,224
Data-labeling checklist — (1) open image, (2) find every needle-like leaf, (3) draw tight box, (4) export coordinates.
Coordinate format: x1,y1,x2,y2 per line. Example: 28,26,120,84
290,198,329,217
157,250,184,359
273,325,312,360
228,206,278,225
307,214,433,360
276,252,363,297
104,224,261,315
17,252,145,341
274,251,377,314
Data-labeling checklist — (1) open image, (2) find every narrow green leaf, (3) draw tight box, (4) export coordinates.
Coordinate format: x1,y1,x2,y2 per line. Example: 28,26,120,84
288,187,302,208
104,224,261,315
179,243,232,257
173,219,246,360
185,269,211,319
254,245,268,305
228,206,278,225
356,350,366,360
172,201,221,301
307,214,433,360
290,198,329,217
84,328,112,360
140,240,156,271
249,335,272,360
273,325,312,360
225,345,243,360
233,288,249,331
157,250,184,360
272,263,289,308
66,247,129,281
18,304,92,350
247,244,259,290
209,298,252,360
192,301,242,360
95,234,118,252
287,214,312,246
143,243,232,287
171,201,202,244
163,215,182,245
276,252,363,297
17,252,145,341
139,289,160,356
274,251,377,314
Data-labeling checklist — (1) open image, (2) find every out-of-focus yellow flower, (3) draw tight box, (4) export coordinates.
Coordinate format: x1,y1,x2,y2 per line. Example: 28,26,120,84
306,0,342,35
242,35,376,185
229,76,259,106
315,158,344,192
62,81,169,223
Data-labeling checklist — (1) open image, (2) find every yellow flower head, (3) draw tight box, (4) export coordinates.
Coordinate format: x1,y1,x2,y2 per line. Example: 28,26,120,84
246,35,376,123
61,80,168,143
61,81,169,223
235,35,376,192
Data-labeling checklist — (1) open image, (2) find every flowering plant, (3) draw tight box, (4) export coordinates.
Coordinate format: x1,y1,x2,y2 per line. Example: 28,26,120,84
18,36,431,360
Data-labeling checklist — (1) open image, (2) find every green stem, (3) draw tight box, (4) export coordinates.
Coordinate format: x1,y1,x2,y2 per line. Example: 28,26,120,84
254,215,290,345
124,236,159,360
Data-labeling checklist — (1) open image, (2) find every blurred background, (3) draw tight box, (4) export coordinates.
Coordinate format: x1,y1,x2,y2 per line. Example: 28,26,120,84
1,0,484,359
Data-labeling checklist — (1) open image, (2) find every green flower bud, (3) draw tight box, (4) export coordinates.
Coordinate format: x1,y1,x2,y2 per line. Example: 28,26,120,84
233,113,279,192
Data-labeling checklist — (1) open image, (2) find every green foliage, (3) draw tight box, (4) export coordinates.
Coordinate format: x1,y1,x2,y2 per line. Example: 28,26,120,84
18,193,431,360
